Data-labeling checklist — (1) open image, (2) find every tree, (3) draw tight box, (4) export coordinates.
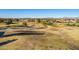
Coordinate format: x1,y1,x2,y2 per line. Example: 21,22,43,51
37,19,41,23
5,19,13,25
0,19,4,23
23,21,27,26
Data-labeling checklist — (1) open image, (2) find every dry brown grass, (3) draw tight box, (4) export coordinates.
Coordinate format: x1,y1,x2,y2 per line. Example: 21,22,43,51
0,23,79,50
0,30,76,50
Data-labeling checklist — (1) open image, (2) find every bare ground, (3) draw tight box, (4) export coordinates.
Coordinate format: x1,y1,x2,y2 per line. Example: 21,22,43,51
0,24,79,50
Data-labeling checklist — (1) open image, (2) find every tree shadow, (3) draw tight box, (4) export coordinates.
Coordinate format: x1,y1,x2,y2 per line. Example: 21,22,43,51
0,39,17,46
0,31,45,46
0,31,45,38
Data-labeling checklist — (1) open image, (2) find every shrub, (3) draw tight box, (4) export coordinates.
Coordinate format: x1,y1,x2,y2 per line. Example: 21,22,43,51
22,22,27,26
76,23,79,27
66,23,76,26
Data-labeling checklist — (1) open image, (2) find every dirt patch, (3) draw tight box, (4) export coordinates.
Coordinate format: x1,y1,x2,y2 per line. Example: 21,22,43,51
0,26,79,50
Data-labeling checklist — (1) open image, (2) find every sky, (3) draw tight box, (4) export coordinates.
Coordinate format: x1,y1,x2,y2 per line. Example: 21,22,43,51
0,9,79,18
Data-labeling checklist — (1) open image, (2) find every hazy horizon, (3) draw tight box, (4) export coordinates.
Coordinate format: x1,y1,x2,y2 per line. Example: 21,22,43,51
0,9,79,18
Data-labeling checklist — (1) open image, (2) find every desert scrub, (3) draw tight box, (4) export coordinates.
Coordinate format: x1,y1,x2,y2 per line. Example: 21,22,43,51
22,22,27,26
66,23,76,26
47,23,58,27
75,23,79,27
41,21,47,27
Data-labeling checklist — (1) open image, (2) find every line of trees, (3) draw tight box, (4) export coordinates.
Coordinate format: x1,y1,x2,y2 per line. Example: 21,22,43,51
0,18,79,26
